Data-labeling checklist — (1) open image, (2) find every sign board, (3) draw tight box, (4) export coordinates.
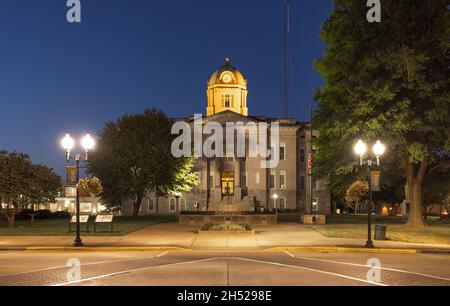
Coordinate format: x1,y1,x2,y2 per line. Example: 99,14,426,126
70,215,89,223
95,215,114,223
370,171,381,192
66,166,77,185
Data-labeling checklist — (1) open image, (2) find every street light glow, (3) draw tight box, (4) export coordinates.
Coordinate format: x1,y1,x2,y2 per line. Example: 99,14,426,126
61,133,75,151
354,140,367,157
373,140,386,157
81,134,95,151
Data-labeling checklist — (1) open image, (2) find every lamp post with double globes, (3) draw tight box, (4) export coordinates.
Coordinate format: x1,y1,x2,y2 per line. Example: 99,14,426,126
354,140,386,248
61,133,95,247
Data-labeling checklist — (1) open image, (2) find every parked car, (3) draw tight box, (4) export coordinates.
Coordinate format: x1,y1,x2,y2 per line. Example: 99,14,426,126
53,211,71,219
34,210,54,220
441,210,449,220
15,209,36,220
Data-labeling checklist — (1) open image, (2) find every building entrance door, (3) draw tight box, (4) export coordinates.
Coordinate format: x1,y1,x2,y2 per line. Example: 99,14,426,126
221,172,235,197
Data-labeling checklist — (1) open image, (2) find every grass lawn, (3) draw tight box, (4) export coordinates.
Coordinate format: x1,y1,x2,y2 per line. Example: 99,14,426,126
0,215,178,236
311,215,450,245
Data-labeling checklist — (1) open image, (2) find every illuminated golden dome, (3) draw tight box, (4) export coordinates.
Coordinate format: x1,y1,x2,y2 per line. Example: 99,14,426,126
207,58,247,88
206,58,248,117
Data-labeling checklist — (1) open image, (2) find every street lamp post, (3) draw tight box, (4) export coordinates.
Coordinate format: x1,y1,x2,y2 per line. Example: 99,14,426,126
354,140,386,249
61,133,95,247
273,193,279,217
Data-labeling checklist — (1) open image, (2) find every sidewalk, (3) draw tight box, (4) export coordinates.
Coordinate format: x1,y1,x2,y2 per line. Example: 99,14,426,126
1,223,449,252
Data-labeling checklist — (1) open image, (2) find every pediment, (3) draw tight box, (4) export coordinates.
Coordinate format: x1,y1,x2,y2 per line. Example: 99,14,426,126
201,110,262,124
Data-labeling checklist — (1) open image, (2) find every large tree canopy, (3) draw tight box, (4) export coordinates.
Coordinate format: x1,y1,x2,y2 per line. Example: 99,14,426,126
314,0,450,227
88,109,198,216
0,151,61,227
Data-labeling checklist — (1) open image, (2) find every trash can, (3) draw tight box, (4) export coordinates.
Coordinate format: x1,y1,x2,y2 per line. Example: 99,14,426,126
374,225,387,241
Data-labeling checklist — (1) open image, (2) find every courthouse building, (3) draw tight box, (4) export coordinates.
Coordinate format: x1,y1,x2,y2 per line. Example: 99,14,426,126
122,59,330,216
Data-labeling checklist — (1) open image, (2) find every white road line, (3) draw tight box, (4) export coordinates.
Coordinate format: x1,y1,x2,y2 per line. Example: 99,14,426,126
0,251,169,278
226,257,387,286
284,251,450,283
51,257,220,286
0,252,19,257
156,251,169,258
419,253,450,260
53,256,386,287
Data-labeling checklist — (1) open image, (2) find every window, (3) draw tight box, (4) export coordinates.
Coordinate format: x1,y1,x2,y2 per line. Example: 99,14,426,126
80,202,92,213
180,198,187,211
312,177,318,190
148,198,154,212
300,149,305,162
65,187,76,197
300,176,305,189
280,145,286,161
279,198,287,210
269,173,275,189
256,172,260,184
169,198,176,212
280,172,286,189
270,198,275,209
222,94,234,108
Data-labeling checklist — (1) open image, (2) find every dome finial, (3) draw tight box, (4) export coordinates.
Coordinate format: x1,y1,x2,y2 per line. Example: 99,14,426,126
225,57,230,66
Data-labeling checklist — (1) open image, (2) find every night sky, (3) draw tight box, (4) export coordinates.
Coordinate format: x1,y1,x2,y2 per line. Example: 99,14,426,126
0,0,333,175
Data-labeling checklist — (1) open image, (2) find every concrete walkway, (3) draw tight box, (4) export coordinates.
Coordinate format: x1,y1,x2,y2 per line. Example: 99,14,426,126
1,222,449,251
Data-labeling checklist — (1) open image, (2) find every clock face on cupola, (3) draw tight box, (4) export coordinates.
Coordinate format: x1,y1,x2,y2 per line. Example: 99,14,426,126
206,58,249,117
221,72,233,84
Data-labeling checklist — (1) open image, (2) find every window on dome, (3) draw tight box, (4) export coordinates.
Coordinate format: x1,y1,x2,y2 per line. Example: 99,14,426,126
222,94,234,108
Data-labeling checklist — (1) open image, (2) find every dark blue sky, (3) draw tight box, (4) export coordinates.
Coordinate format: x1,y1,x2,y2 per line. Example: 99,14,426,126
0,0,333,175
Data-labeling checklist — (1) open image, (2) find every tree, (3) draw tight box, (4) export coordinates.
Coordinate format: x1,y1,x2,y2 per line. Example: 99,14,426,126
78,177,103,198
88,109,199,216
314,0,450,228
422,168,450,217
0,151,61,227
345,180,369,213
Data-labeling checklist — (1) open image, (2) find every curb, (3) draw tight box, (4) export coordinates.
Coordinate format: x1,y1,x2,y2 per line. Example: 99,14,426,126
267,247,419,254
0,246,449,254
0,246,190,252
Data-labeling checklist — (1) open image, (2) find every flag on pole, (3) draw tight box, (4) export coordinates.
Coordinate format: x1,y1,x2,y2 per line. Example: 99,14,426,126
307,153,312,174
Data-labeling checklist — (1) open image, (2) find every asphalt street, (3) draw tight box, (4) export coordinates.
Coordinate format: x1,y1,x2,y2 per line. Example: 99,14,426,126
0,250,449,286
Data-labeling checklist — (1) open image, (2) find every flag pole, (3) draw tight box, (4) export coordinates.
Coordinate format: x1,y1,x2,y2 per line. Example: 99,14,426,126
309,104,314,214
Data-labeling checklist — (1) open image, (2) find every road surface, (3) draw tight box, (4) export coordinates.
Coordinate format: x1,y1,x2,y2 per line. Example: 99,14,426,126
0,250,449,286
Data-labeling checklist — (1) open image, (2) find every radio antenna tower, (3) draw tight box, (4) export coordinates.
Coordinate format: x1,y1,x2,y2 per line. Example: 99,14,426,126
283,0,290,118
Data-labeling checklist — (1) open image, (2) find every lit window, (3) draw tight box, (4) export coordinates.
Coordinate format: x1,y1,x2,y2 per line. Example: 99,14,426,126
80,202,92,213
222,94,234,108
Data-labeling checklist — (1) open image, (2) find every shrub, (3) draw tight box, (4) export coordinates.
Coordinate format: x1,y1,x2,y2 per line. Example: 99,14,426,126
201,223,252,231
